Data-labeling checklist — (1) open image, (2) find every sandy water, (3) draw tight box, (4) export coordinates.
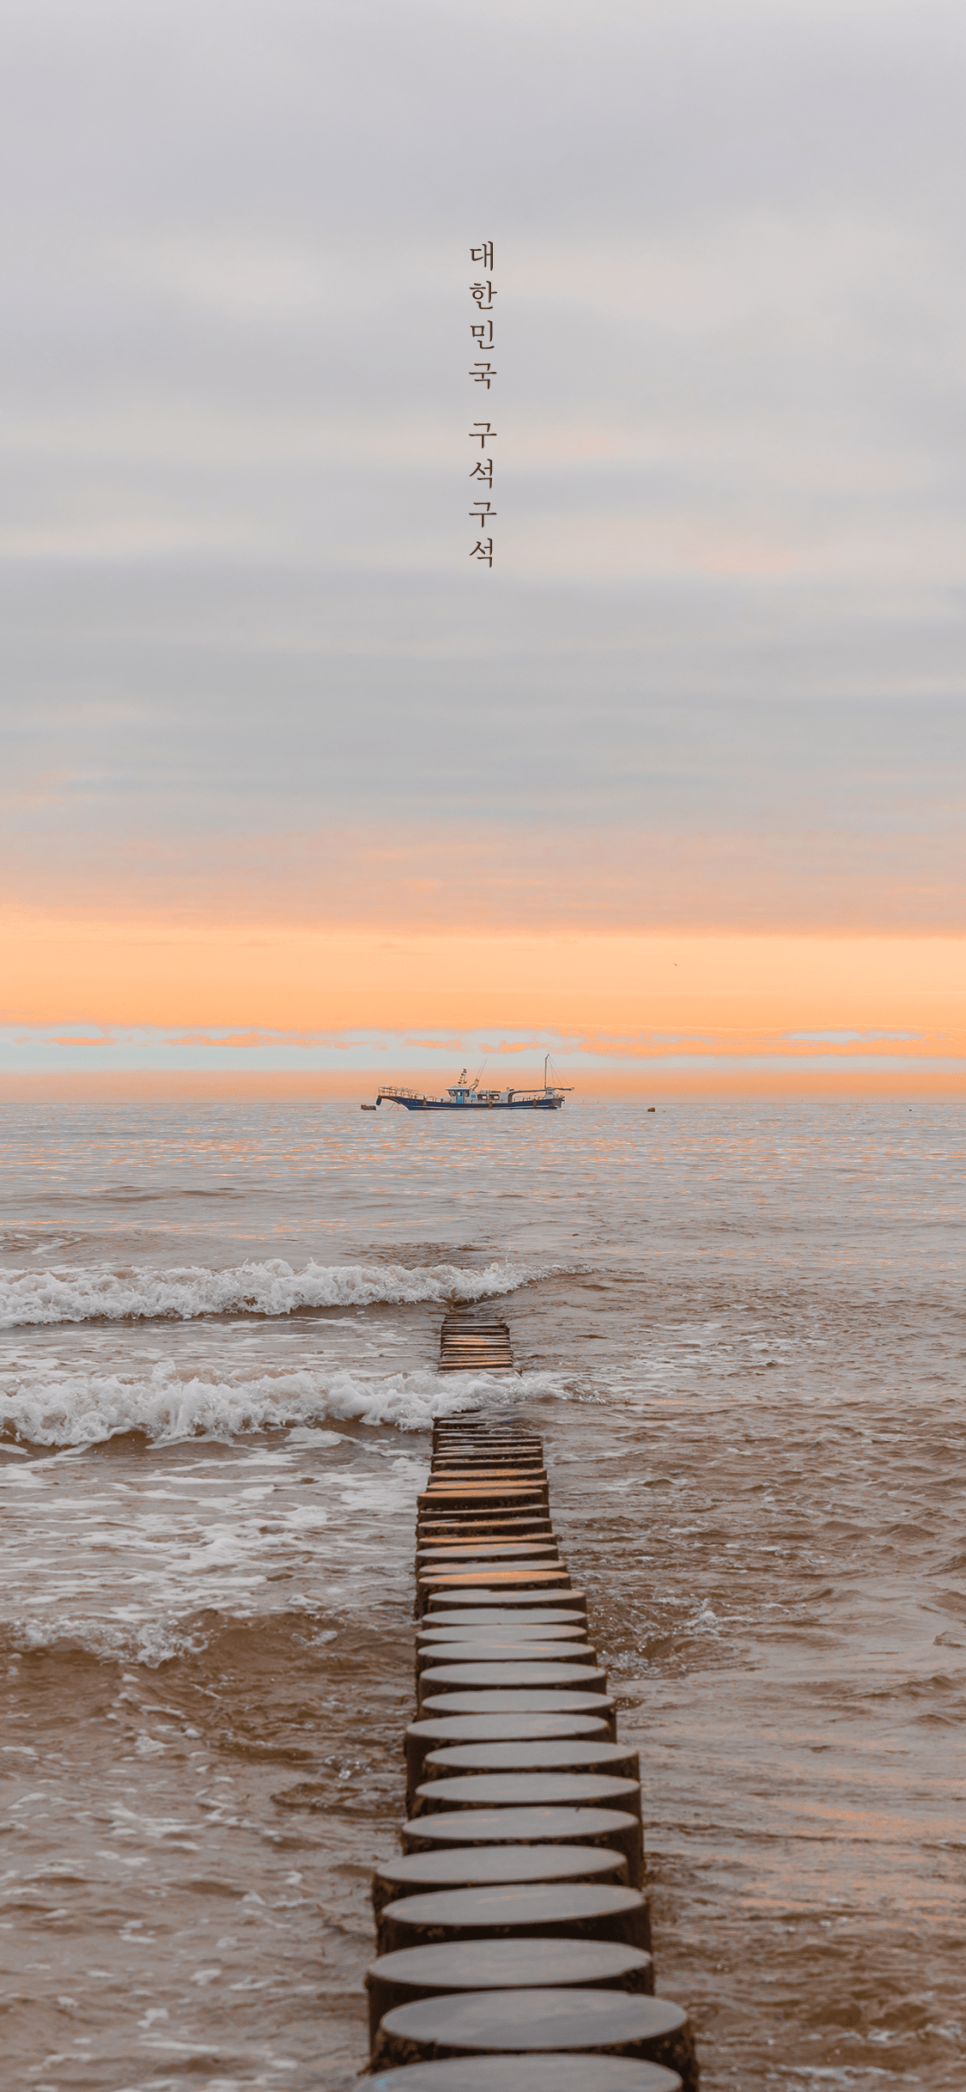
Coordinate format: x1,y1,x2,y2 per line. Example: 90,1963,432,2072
1,1099,964,2090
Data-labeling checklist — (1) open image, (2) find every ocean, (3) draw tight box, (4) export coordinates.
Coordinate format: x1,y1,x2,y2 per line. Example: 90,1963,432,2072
2,1097,964,2091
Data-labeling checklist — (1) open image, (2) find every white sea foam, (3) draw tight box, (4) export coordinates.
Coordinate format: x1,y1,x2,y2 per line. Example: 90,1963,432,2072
0,1255,556,1330
0,1360,563,1447
9,1614,213,1667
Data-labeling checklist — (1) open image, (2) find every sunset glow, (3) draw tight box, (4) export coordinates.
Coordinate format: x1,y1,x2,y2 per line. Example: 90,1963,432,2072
4,913,965,1094
3,1,963,1098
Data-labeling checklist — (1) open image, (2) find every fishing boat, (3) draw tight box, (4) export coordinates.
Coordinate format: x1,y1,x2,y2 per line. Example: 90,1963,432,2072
375,1057,571,1112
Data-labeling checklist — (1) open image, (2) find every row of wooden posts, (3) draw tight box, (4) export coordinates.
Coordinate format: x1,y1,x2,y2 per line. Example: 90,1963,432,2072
356,1348,700,2090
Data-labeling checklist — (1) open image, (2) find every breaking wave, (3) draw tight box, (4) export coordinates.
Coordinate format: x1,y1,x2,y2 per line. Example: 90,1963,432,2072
0,1255,556,1331
3,1613,216,1669
0,1360,563,1447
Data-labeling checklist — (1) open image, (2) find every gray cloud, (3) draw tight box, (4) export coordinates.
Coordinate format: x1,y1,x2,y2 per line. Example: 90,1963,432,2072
2,0,965,925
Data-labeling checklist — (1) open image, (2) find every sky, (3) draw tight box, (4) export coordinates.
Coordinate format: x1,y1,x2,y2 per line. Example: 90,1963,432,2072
2,0,965,1095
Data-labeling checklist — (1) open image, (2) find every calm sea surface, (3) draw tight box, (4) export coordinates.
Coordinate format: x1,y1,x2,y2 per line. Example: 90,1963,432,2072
1,1099,964,2091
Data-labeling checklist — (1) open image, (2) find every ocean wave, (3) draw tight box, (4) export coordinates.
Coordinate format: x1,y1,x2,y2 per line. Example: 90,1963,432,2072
0,1255,556,1331
3,1614,214,1668
2,1607,349,1670
0,1360,562,1447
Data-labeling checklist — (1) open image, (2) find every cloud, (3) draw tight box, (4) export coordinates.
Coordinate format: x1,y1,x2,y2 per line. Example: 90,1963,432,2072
49,1033,117,1047
405,1037,465,1051
4,812,966,937
2,0,965,1051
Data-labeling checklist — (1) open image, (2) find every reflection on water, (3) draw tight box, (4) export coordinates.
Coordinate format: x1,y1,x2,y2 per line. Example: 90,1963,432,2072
1,1101,964,2087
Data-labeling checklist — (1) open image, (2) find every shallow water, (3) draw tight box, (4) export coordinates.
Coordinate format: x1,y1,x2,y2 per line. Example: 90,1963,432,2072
1,1100,964,2089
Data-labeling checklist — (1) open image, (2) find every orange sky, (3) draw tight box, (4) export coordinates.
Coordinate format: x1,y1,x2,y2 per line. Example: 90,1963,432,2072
5,915,966,1030
3,910,965,1095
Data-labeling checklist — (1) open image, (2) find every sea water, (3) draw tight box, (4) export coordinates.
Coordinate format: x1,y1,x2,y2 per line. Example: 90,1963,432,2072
1,1099,964,2090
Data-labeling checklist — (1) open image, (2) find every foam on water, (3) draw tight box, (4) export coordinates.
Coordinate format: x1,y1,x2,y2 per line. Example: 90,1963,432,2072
0,1254,562,1330
0,1358,563,1446
7,1610,217,1668
0,1427,433,1666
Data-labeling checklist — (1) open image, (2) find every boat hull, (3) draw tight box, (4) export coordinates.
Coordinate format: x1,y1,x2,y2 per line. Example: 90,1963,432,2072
381,1096,563,1112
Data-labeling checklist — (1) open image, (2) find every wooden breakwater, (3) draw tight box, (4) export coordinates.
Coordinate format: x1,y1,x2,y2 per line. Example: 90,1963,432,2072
356,1311,700,2091
438,1305,514,1374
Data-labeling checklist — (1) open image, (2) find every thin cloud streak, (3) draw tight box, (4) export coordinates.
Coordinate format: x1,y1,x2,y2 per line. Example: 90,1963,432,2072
4,814,966,935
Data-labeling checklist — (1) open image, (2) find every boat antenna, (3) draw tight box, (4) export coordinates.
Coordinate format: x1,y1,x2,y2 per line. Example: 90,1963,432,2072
474,1055,488,1090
